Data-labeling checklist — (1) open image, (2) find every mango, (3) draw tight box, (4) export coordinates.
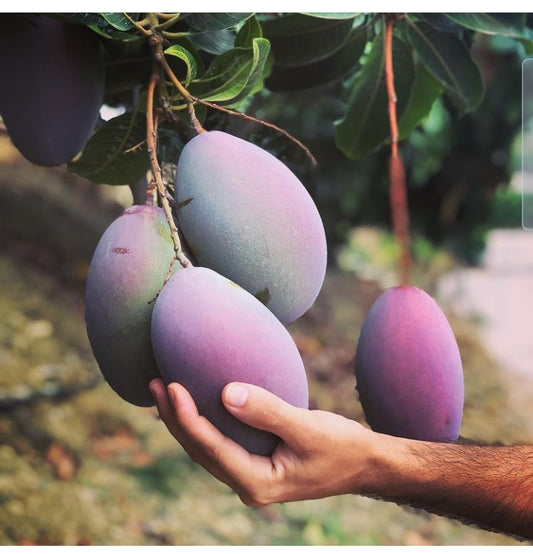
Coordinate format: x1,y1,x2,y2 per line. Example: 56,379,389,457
151,266,309,455
0,14,104,166
354,286,464,441
174,131,327,324
85,205,177,406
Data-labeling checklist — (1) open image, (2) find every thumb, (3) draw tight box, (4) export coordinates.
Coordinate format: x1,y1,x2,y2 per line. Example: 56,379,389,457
222,382,307,445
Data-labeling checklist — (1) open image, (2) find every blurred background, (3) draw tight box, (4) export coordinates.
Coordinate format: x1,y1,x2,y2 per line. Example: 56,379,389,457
1,27,533,546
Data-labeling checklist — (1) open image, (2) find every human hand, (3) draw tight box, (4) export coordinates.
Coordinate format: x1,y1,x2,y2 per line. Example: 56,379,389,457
151,379,533,539
149,378,383,506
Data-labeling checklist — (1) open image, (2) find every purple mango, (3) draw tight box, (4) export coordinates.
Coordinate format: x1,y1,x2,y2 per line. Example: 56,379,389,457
355,286,464,441
151,266,309,455
0,14,104,166
85,205,177,406
174,131,327,324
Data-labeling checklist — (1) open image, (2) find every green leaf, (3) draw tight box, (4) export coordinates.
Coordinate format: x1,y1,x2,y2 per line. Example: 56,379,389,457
398,62,444,139
104,56,152,94
190,38,270,105
406,20,483,114
235,15,262,48
185,13,253,32
266,26,368,92
188,29,236,55
57,13,140,39
59,13,110,27
100,13,138,31
164,44,198,86
335,33,415,160
302,13,362,20
157,122,185,165
445,13,532,38
418,14,461,33
261,14,356,67
230,38,271,104
68,110,149,186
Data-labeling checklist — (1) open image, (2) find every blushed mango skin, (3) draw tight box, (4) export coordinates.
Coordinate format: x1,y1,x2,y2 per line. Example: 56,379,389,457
174,131,327,324
151,266,309,455
85,205,176,407
355,286,464,442
0,14,104,166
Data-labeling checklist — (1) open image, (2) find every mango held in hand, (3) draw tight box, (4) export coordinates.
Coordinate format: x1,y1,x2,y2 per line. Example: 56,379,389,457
85,205,176,407
174,131,327,324
151,266,309,455
0,14,104,166
355,286,464,442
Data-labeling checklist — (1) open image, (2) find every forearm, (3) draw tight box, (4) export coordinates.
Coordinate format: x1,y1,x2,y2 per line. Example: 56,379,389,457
363,435,533,540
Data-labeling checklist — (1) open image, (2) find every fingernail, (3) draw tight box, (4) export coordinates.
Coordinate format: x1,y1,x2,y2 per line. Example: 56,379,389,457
225,383,249,408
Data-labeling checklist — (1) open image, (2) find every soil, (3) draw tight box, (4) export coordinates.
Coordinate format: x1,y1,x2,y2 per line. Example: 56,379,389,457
0,151,532,546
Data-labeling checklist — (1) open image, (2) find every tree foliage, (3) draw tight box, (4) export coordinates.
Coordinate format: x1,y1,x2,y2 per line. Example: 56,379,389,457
43,12,530,184
1,12,530,259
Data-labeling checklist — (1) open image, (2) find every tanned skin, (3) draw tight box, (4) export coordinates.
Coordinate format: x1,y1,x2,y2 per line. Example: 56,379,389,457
149,379,533,541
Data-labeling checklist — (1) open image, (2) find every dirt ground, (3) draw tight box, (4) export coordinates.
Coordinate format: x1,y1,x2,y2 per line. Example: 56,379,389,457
0,155,532,546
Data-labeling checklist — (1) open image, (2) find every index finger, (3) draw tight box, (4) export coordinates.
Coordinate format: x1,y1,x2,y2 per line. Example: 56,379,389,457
150,379,275,495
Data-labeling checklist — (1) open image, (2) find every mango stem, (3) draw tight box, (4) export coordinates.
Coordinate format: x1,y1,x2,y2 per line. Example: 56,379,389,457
146,72,192,269
384,15,412,286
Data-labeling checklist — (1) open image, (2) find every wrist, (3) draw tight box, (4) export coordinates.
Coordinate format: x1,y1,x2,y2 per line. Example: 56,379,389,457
352,430,425,500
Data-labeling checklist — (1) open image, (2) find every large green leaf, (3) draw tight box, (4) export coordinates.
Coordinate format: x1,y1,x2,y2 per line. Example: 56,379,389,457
229,39,271,105
185,13,253,32
419,14,461,33
335,32,415,160
59,13,111,27
261,14,357,67
100,13,138,31
266,26,368,92
164,44,198,86
189,38,270,105
235,15,262,48
188,29,236,55
59,12,138,30
104,56,153,94
445,13,532,38
406,20,483,114
398,62,444,139
57,13,140,40
68,110,149,186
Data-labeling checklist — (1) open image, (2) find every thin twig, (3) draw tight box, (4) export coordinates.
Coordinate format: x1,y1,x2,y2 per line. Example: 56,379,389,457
155,32,316,166
124,139,147,154
153,38,205,136
153,15,181,31
384,15,411,286
161,30,191,39
149,257,178,304
193,97,318,168
146,72,192,269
